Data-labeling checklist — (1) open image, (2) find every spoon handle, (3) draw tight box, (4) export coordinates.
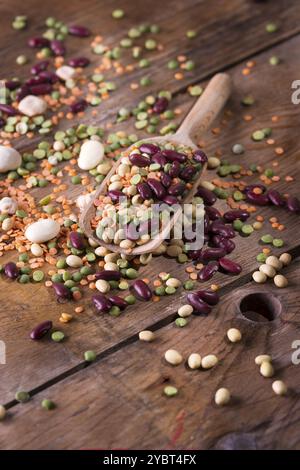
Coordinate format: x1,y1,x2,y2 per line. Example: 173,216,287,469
175,73,232,145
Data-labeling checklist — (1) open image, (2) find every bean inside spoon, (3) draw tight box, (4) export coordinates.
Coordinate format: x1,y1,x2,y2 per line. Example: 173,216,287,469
80,73,232,255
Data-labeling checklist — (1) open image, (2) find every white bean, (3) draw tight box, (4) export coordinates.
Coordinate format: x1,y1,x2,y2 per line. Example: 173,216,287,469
164,349,183,366
18,95,47,117
166,277,181,288
2,217,13,231
279,253,292,266
95,246,109,257
259,264,276,278
207,157,220,169
255,355,272,365
56,65,76,81
227,328,242,343
188,353,201,369
0,146,22,173
95,279,110,293
66,255,83,268
260,361,274,378
274,274,288,288
30,243,43,257
272,380,287,396
78,140,104,170
178,305,193,318
252,271,267,284
104,262,118,271
139,330,155,342
25,219,60,243
201,354,218,369
0,196,18,214
215,388,231,406
265,255,282,271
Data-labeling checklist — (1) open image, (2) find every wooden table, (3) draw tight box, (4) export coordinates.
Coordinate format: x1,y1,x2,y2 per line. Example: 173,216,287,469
0,0,300,450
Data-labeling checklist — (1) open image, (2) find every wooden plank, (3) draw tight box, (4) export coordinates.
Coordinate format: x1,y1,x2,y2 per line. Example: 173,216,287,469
1,259,299,450
1,34,300,404
2,0,300,134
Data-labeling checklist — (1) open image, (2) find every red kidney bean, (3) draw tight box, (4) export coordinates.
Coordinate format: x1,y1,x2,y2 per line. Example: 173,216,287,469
223,210,250,222
196,187,216,206
161,172,172,188
107,295,127,310
152,152,166,167
162,149,186,163
187,293,212,315
68,25,91,37
210,221,235,239
69,231,85,250
39,71,59,84
125,222,140,241
16,85,30,101
129,153,150,167
137,182,153,200
26,75,48,86
30,83,52,95
28,37,50,48
195,290,219,305
52,282,71,299
70,99,88,113
267,189,285,207
152,97,168,114
95,271,121,281
205,206,221,221
4,262,19,279
30,320,52,340
108,190,124,202
0,104,17,116
163,195,178,205
212,235,235,254
147,178,166,199
193,149,208,163
31,60,49,75
50,39,66,56
204,214,210,234
180,166,195,181
4,79,21,90
201,247,227,262
219,258,242,275
68,57,90,67
188,248,203,260
93,294,112,312
244,184,266,194
139,143,160,155
131,280,152,300
168,182,185,197
245,191,269,206
168,160,181,178
197,261,219,281
286,196,300,214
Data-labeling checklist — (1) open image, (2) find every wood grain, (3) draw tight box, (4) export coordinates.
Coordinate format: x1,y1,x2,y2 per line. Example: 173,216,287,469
1,259,299,450
0,0,300,450
1,32,300,406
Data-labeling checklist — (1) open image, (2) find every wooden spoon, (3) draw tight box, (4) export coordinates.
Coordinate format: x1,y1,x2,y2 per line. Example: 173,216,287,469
80,73,232,255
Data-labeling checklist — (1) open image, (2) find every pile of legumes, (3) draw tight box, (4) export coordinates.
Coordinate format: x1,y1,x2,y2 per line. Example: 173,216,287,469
0,10,299,420
91,141,206,250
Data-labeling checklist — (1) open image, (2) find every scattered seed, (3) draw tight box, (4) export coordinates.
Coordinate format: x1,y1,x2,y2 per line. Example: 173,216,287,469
178,304,193,318
215,387,231,406
164,385,178,397
279,253,292,266
41,399,55,410
255,355,272,366
272,380,287,396
139,330,155,342
274,274,288,288
252,271,267,284
227,328,242,343
164,349,183,366
260,361,274,378
15,390,30,403
188,353,201,369
84,350,96,362
201,354,218,369
51,331,65,342
259,264,276,278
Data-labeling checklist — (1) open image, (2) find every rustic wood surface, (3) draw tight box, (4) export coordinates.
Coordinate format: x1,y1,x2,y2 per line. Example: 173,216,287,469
0,0,300,450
